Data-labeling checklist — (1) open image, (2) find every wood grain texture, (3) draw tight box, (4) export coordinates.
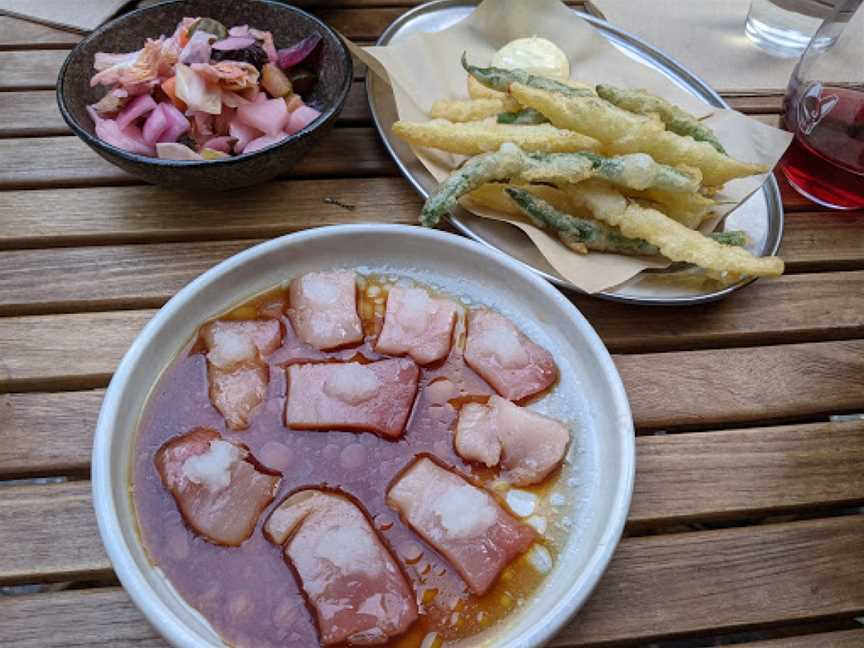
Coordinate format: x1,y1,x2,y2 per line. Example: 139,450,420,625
0,481,111,586
0,49,68,89
0,80,371,138
0,588,164,648
0,309,154,391
781,211,864,272
0,182,861,272
1,517,861,645
0,178,420,248
0,15,81,49
0,239,258,315
576,271,864,352
631,420,864,524
0,129,397,188
617,340,864,430
554,516,864,645
0,390,103,477
718,629,864,648
2,239,862,341
3,310,863,429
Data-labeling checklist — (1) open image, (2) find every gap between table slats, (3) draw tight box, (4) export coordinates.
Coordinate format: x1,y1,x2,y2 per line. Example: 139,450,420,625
0,180,861,271
1,310,863,426
0,249,862,343
0,129,398,189
0,515,860,646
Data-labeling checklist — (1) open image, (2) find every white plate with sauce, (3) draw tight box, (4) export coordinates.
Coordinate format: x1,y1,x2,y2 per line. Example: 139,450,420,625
92,224,634,648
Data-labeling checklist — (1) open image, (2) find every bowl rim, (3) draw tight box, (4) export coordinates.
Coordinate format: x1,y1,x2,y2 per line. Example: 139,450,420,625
91,223,635,648
56,0,353,167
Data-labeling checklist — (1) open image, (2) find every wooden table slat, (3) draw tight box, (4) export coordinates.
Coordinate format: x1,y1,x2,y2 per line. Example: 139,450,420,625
618,339,864,430
0,516,861,646
631,420,864,524
1,233,864,344
0,129,397,189
0,178,420,248
0,15,81,49
3,308,864,428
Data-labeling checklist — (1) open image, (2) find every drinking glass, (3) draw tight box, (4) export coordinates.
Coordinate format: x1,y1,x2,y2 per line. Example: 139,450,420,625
779,0,864,209
745,0,858,58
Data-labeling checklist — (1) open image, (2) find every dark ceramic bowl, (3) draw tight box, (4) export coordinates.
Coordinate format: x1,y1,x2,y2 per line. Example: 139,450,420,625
57,0,352,190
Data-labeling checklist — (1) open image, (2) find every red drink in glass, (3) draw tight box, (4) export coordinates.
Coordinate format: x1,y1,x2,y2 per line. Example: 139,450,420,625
779,86,864,210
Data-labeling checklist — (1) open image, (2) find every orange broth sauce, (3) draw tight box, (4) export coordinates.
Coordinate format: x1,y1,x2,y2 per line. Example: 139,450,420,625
132,274,563,648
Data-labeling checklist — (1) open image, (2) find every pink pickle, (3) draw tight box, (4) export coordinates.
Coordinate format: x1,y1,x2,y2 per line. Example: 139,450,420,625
243,133,288,154
115,92,157,130
229,118,261,154
156,102,191,143
203,136,235,153
142,103,169,145
285,105,321,135
237,98,290,136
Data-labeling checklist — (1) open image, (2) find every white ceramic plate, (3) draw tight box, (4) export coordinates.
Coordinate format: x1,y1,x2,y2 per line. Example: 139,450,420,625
92,224,635,648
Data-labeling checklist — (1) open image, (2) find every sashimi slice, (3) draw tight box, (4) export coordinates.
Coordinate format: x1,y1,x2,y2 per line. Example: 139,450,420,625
287,270,363,350
209,364,269,431
375,286,459,365
156,427,280,546
286,359,419,438
201,319,281,370
455,395,570,486
264,490,418,645
387,457,535,594
463,309,558,401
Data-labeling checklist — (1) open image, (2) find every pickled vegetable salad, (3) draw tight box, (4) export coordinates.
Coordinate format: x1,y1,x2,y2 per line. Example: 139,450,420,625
87,17,323,159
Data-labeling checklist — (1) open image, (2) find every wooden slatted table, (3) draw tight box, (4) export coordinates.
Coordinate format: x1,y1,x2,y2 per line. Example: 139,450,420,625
1,4,863,647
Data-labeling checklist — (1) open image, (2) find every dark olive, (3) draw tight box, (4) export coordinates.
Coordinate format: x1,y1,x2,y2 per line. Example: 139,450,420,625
288,67,318,95
210,42,269,71
177,134,198,151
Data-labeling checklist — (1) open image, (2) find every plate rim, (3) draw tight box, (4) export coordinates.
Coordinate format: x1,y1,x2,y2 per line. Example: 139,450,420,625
366,0,785,306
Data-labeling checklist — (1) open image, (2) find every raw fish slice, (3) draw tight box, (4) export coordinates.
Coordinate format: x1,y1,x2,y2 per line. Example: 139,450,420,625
288,270,363,350
201,319,281,370
286,359,419,438
209,365,268,431
455,395,570,486
463,309,557,401
265,490,418,645
387,457,535,594
375,287,459,365
156,427,280,546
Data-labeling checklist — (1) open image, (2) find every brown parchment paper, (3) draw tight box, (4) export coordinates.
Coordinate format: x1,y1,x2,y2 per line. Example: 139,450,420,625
350,0,793,293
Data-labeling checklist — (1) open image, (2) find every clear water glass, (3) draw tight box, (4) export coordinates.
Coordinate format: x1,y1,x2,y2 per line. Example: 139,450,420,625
745,0,856,57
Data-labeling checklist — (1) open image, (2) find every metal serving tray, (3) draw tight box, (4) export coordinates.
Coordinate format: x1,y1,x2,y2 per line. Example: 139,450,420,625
366,0,784,305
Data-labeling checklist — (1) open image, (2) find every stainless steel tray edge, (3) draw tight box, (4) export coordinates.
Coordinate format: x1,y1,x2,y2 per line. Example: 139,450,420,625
366,0,784,306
